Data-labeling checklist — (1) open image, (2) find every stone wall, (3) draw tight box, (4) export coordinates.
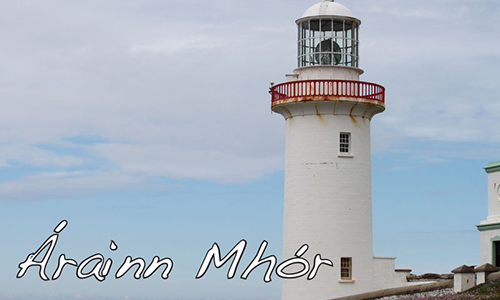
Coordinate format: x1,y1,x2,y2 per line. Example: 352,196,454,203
407,273,454,282
329,280,453,300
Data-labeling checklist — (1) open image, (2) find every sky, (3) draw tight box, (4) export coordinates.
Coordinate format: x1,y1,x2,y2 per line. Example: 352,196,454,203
0,0,499,299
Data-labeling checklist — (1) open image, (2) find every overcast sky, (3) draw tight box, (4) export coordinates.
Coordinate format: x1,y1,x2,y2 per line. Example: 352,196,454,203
1,0,499,299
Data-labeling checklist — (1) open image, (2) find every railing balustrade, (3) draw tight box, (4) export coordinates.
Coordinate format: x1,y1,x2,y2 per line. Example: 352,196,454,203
271,79,385,104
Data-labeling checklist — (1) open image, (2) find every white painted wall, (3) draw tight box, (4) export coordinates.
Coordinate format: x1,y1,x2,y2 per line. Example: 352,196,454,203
293,66,362,81
487,169,500,222
477,272,487,284
479,228,500,265
453,273,475,292
278,99,375,300
373,257,409,290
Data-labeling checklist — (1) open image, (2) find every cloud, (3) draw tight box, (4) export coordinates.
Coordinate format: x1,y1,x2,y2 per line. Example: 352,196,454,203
359,0,500,161
0,170,138,201
0,144,83,167
89,142,283,183
0,0,499,202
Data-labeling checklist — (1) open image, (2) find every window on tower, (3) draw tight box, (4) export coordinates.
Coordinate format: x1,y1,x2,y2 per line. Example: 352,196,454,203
339,133,350,154
340,257,352,280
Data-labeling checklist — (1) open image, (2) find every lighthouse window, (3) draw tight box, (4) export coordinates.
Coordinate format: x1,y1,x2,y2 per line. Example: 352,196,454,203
340,257,352,280
339,133,350,153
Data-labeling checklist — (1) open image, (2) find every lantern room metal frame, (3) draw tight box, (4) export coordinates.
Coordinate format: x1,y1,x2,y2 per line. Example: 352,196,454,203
297,16,360,67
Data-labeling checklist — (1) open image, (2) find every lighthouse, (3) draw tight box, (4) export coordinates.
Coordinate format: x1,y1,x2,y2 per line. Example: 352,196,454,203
271,1,385,299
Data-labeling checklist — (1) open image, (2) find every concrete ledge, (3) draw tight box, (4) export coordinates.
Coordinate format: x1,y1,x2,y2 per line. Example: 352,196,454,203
327,280,453,300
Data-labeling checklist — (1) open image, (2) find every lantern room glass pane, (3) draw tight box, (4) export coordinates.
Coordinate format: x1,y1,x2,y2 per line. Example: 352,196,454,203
297,18,359,68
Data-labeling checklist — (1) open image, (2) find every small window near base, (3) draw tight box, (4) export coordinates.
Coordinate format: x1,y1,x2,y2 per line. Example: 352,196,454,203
339,133,350,154
340,257,352,280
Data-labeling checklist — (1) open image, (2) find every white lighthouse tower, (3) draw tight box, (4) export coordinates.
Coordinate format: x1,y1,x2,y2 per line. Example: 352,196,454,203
271,1,385,299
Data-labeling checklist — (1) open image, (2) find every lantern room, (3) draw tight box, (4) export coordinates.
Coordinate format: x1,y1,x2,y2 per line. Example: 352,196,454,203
296,0,360,68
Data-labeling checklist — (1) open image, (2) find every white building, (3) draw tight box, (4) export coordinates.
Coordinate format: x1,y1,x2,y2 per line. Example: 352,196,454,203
270,1,408,299
477,161,500,266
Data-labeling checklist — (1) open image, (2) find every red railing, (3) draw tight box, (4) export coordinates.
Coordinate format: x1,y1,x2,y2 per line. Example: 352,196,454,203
271,79,385,104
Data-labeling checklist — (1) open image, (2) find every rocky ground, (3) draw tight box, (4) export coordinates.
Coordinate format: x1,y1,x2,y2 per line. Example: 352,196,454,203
393,280,500,300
